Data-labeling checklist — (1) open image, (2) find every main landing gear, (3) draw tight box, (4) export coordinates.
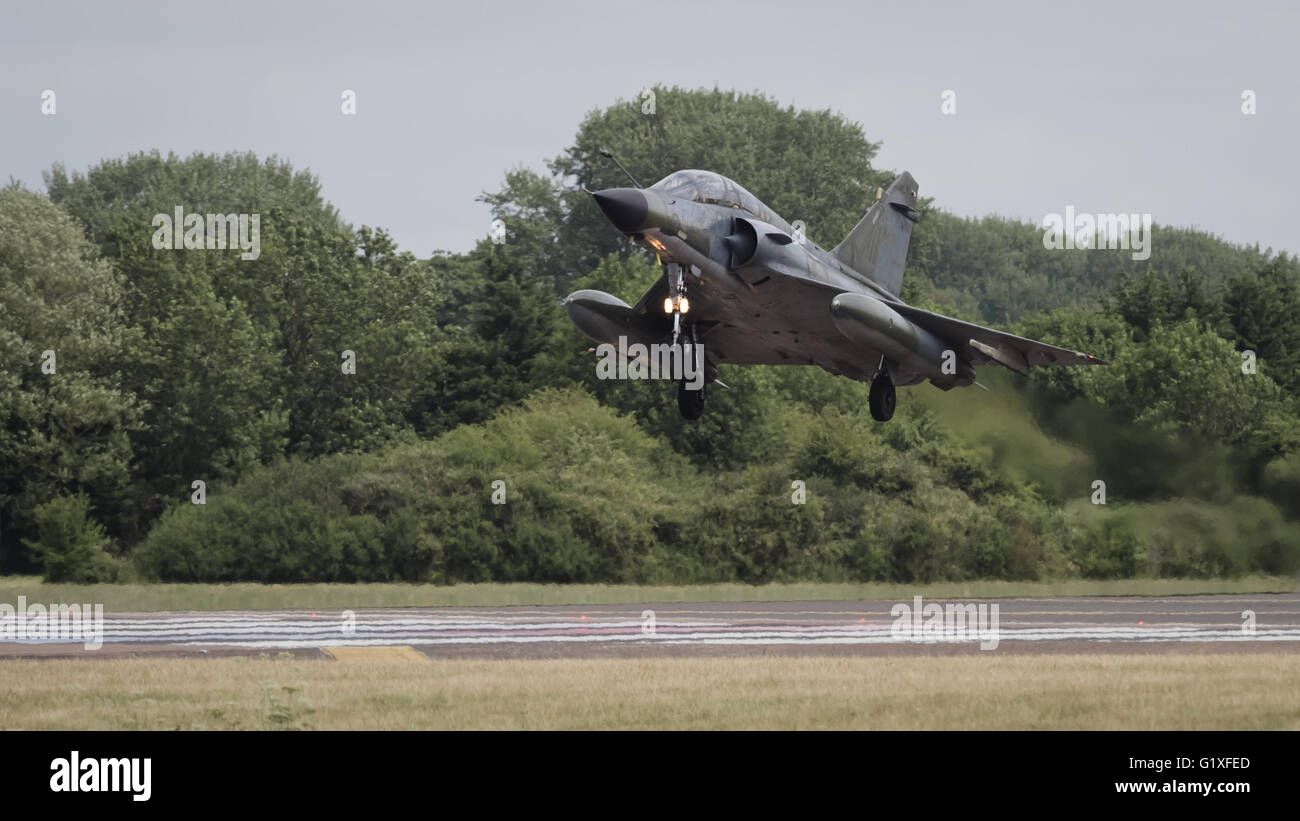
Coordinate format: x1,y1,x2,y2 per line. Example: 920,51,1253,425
869,368,896,422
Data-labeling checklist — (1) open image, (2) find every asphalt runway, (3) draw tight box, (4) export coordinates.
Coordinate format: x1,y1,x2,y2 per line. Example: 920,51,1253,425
3,594,1298,660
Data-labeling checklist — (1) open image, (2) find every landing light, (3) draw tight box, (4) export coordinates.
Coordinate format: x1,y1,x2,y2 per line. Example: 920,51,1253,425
663,296,691,314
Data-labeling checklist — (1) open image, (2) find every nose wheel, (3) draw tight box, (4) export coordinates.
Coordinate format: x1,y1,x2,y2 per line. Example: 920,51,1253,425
869,368,895,421
678,380,706,419
675,323,706,420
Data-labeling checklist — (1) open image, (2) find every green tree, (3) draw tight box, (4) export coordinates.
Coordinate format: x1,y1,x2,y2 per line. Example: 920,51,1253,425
1218,256,1300,394
432,239,560,429
23,494,121,582
45,151,455,528
0,185,140,568
1089,319,1287,449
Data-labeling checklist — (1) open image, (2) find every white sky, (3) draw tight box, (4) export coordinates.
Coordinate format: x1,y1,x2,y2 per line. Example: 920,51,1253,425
3,0,1296,257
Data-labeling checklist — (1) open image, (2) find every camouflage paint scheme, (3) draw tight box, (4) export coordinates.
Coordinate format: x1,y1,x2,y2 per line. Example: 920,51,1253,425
566,169,1105,420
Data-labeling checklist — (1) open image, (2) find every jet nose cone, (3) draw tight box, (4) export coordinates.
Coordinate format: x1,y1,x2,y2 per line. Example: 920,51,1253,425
591,187,649,233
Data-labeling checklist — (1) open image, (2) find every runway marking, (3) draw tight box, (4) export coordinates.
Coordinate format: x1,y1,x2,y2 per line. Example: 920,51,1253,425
395,607,1300,618
322,645,428,662
4,597,1297,654
6,615,1300,648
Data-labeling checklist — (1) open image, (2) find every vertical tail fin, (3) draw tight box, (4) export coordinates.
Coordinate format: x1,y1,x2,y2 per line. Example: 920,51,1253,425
831,172,919,297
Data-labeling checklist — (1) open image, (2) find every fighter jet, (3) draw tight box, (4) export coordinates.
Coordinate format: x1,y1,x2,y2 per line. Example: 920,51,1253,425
565,164,1106,420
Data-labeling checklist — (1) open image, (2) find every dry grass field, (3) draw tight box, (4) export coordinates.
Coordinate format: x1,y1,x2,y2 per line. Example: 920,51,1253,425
3,653,1298,730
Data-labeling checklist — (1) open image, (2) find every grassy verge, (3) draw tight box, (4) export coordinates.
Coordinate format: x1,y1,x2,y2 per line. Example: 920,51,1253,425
0,576,1293,611
3,654,1297,730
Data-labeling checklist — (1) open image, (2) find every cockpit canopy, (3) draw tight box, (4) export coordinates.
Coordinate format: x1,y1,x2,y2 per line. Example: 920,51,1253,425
651,170,766,217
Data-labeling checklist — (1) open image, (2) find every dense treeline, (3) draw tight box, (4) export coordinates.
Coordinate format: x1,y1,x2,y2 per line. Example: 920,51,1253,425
132,388,1299,584
3,86,1297,583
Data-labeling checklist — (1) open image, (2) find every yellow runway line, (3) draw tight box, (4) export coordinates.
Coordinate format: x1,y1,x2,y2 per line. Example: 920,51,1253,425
322,646,429,662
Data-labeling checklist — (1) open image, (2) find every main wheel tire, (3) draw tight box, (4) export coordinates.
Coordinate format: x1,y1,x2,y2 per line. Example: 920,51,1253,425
869,373,896,421
677,382,706,420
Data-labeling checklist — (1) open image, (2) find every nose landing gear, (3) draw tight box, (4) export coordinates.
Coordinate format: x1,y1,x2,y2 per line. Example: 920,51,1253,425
678,380,706,419
869,367,895,422
665,263,706,420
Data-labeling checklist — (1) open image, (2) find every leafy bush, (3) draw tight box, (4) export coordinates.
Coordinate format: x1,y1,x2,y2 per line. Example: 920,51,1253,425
23,494,122,582
130,386,1300,585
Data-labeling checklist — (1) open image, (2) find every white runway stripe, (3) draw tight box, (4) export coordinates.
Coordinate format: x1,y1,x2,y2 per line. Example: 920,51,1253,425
176,629,1300,649
6,611,1300,648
